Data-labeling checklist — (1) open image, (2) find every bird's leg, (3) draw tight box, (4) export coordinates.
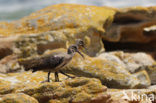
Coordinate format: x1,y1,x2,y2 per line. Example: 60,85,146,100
40,71,51,83
55,72,59,82
47,71,51,82
59,70,75,78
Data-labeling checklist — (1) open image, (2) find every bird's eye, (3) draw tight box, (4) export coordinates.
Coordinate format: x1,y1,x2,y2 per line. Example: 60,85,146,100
72,46,77,50
71,49,75,53
79,41,84,45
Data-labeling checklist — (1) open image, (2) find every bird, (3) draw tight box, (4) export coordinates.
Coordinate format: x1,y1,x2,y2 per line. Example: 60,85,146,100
75,39,87,50
19,44,85,82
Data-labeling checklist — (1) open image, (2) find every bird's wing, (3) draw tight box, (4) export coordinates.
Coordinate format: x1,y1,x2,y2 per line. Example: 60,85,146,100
19,54,64,72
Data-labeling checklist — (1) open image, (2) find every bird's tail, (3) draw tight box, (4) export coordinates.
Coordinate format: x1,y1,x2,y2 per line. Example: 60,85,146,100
18,58,32,71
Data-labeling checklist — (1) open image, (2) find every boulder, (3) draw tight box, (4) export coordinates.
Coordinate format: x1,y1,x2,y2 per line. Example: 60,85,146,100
0,55,21,73
0,93,38,103
105,6,156,43
19,49,145,89
132,70,151,88
99,51,155,73
66,52,141,89
104,6,156,59
136,65,156,85
98,51,155,86
0,72,113,103
0,4,116,57
0,4,155,103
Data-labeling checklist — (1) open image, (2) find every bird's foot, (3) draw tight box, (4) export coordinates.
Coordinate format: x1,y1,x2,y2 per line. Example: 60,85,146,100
67,75,75,79
40,79,50,83
59,71,75,79
55,79,59,82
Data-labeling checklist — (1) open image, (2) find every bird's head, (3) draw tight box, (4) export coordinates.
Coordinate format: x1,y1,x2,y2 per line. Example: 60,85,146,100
76,39,85,48
76,39,87,51
67,45,84,58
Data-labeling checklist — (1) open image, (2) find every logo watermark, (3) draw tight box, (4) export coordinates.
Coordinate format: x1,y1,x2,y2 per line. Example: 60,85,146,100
121,90,155,102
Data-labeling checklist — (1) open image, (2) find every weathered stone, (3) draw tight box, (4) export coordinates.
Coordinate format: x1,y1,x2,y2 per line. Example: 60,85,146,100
98,51,155,86
99,51,155,73
136,65,156,85
0,93,38,103
0,4,116,57
105,6,156,43
0,36,16,59
67,54,140,89
133,70,151,87
148,85,156,89
0,55,21,73
19,48,144,89
104,6,156,59
0,4,156,103
0,71,116,103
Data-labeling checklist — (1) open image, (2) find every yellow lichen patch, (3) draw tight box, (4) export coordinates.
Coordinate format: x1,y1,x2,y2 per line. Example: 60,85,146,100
17,48,145,88
145,65,156,84
16,77,109,103
133,70,151,88
0,4,115,36
0,71,68,95
0,93,38,103
65,52,141,89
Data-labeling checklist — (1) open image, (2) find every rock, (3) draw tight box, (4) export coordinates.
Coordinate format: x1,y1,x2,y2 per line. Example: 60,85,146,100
0,36,16,59
132,70,151,87
0,93,38,103
0,4,116,57
99,51,155,73
0,55,21,73
105,6,156,43
68,51,153,88
0,4,156,103
18,77,110,103
98,51,154,86
136,65,156,85
104,6,156,59
0,71,113,103
148,85,156,89
19,48,144,89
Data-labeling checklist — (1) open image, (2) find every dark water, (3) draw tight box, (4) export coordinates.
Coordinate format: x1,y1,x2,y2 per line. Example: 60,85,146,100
0,0,156,21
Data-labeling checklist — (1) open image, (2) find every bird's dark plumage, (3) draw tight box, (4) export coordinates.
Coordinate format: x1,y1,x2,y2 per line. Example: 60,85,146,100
19,42,85,82
20,54,64,72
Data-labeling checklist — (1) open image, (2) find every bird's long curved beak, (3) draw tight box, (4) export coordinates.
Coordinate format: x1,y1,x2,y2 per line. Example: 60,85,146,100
82,45,88,54
77,50,85,59
83,45,87,51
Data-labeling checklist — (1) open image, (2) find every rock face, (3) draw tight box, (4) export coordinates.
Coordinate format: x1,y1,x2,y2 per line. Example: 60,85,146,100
98,51,155,73
0,3,156,103
19,49,142,89
0,4,116,57
98,51,156,86
0,93,38,103
137,65,156,85
0,72,113,103
105,7,156,43
104,6,156,59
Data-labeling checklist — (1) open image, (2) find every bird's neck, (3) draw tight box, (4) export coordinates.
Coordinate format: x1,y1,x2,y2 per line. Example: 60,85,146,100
67,50,75,56
67,49,71,54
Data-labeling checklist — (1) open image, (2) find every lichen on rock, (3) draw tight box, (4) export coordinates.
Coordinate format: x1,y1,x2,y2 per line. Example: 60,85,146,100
0,71,112,103
0,3,156,103
0,93,38,103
